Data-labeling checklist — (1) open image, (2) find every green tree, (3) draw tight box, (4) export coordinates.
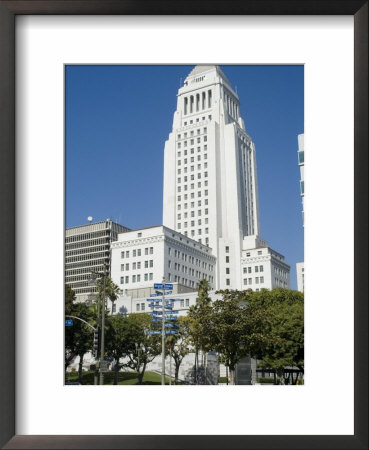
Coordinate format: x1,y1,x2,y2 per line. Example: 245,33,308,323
187,279,213,383
105,313,161,384
166,316,191,384
105,314,130,384
246,288,304,384
210,290,251,385
65,286,95,382
125,314,162,384
96,275,120,313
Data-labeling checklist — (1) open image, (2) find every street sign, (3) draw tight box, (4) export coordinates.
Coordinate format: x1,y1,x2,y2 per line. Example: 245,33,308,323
163,290,172,295
153,283,173,290
65,319,73,326
147,331,162,335
165,330,178,335
150,293,160,297
99,361,109,373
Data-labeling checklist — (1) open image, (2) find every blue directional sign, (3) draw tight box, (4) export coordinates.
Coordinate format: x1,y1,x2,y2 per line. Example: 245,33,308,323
65,319,73,326
164,290,173,295
147,331,162,335
150,293,160,297
165,330,178,335
153,283,173,290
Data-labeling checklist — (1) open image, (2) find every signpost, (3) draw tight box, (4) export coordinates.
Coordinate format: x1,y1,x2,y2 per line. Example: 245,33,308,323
146,281,181,385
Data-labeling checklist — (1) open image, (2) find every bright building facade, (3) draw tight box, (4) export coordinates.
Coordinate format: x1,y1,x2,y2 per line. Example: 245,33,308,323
162,65,289,290
65,219,130,301
296,133,305,293
110,225,216,299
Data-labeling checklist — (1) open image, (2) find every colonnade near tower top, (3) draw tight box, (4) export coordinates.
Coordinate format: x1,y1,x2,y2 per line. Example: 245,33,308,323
183,90,212,115
181,88,239,121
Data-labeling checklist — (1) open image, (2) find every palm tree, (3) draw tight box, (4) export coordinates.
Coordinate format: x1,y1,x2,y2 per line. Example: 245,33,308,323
96,275,120,313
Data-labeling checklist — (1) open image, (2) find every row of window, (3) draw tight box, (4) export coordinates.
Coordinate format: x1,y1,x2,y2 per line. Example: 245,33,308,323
274,267,288,279
168,261,212,276
243,277,264,285
245,250,264,257
65,245,108,257
275,278,288,288
181,115,211,127
177,128,207,141
167,249,213,268
166,273,213,285
66,231,110,243
178,150,207,160
177,203,209,212
243,265,264,274
120,273,154,284
121,247,153,258
180,233,209,245
66,260,108,272
66,252,109,263
177,136,207,149
120,260,153,271
65,238,110,251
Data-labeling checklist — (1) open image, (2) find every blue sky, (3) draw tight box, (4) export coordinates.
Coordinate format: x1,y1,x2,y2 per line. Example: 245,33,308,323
66,65,304,289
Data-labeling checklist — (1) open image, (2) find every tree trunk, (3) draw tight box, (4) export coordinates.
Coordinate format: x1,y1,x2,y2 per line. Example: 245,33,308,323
276,368,285,385
114,361,120,385
138,362,147,385
194,348,198,384
226,365,229,385
204,352,207,384
175,363,180,385
78,353,84,384
229,367,236,385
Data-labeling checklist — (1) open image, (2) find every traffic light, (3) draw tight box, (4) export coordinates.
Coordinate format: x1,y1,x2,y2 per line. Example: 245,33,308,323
93,328,101,356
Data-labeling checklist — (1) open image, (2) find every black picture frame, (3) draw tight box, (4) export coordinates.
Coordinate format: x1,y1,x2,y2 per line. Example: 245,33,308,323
0,1,367,449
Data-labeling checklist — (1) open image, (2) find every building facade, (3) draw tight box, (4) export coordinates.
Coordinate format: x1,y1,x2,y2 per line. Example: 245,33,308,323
296,133,305,292
65,219,130,301
162,65,289,290
110,225,216,299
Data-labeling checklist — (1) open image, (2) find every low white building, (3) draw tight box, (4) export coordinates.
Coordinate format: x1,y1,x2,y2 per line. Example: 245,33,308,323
110,225,216,297
241,235,290,291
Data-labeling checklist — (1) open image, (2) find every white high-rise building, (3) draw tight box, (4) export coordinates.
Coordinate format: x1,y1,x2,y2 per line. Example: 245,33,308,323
163,65,289,290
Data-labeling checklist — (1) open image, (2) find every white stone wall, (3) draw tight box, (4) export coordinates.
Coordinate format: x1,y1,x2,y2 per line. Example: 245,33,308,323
110,225,216,295
161,65,287,291
296,262,304,293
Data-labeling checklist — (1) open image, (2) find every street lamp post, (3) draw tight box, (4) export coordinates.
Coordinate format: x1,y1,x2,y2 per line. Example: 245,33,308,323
99,265,107,386
87,273,99,386
88,264,107,386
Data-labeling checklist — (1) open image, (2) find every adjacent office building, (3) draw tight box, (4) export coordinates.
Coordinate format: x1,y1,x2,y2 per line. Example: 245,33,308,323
65,219,130,301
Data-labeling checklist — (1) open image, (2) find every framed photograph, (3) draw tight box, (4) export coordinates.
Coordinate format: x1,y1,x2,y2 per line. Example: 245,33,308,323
0,1,367,449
